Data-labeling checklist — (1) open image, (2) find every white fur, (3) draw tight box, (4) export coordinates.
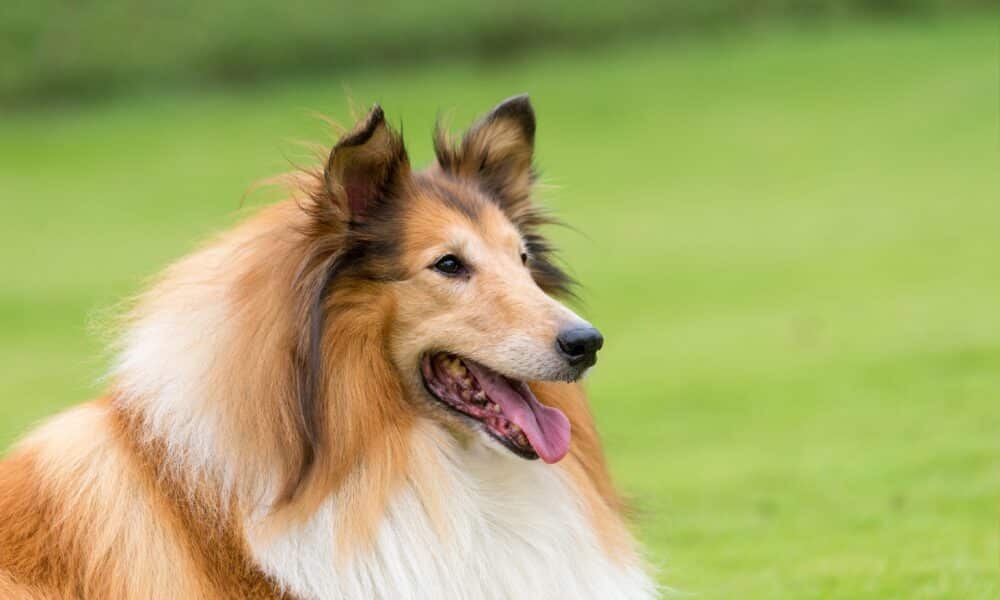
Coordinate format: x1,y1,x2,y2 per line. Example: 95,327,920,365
111,242,253,499
246,432,657,600
114,295,232,479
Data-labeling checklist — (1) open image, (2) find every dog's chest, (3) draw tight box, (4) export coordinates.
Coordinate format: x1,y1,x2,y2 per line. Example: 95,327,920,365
246,445,654,600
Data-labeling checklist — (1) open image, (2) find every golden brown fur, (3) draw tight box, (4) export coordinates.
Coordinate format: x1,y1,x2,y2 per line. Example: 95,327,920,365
0,401,284,598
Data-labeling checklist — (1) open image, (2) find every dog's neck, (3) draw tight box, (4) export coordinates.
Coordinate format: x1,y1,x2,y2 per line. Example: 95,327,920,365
111,299,656,598
244,423,656,599
108,209,451,531
109,203,363,512
107,202,655,598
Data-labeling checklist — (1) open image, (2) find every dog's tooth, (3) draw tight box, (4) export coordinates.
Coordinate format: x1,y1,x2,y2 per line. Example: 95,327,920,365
489,403,501,413
446,359,466,378
472,391,486,402
517,433,529,446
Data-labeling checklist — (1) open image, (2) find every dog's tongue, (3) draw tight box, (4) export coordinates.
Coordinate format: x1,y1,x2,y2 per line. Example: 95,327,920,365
466,362,571,463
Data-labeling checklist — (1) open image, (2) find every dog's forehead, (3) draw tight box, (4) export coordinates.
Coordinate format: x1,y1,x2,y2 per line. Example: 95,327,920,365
403,177,521,253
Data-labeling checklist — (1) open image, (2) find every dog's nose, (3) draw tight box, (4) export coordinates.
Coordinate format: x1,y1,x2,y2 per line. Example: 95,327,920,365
556,326,604,367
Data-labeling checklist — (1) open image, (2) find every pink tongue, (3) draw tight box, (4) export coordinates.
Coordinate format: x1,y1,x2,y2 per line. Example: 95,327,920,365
465,362,571,463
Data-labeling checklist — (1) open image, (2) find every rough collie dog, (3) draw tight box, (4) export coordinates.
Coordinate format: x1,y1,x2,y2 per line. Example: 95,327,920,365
0,96,656,599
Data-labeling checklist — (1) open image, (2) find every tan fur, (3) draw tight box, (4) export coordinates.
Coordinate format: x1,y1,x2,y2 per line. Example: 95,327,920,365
123,200,321,511
309,283,416,554
0,401,286,599
389,191,569,370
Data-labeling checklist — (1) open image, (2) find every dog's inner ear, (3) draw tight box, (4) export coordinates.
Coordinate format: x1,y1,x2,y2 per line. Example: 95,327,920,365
325,105,410,222
434,94,537,213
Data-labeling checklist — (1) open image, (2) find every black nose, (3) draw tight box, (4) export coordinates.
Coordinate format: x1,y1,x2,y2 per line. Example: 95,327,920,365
556,326,604,367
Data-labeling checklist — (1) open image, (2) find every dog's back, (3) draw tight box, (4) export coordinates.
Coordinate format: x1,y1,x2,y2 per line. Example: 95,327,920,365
0,402,288,599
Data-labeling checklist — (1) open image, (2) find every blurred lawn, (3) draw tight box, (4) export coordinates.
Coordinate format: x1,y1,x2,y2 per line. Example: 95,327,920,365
3,0,988,105
1,15,998,599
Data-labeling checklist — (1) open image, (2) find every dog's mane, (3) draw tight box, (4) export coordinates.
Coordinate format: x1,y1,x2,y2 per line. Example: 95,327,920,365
110,109,621,552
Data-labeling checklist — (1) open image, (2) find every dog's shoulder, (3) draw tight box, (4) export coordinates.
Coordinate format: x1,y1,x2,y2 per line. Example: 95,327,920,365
0,402,225,598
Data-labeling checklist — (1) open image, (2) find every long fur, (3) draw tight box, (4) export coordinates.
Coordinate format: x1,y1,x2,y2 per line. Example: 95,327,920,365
0,96,657,599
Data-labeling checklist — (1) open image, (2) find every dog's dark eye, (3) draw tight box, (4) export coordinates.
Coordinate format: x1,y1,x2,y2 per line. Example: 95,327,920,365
432,254,466,276
520,252,528,265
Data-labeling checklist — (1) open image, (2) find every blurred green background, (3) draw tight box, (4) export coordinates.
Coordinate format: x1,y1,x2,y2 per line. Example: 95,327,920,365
1,2,998,598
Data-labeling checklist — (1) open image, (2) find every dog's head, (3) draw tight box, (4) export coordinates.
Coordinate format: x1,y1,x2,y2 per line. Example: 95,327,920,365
304,96,601,467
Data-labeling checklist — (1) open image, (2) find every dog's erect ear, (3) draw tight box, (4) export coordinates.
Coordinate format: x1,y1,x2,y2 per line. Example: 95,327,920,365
434,94,537,214
324,105,410,222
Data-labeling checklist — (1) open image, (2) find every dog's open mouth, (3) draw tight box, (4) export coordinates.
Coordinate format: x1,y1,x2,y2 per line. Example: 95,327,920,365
420,353,571,463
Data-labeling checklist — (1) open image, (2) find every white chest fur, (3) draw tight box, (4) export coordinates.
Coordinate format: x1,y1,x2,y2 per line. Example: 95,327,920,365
246,440,656,600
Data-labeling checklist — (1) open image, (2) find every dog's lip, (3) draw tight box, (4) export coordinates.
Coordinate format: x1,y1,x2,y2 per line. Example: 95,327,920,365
419,352,571,463
419,354,538,459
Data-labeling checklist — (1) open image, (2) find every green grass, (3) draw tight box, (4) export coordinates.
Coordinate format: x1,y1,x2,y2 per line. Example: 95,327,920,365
3,0,988,106
1,15,998,599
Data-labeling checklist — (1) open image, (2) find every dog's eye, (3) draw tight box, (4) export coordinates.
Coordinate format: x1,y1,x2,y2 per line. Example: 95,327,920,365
432,254,466,276
520,252,528,265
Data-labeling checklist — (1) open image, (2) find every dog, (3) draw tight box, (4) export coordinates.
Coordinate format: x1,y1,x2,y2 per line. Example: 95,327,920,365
0,95,657,599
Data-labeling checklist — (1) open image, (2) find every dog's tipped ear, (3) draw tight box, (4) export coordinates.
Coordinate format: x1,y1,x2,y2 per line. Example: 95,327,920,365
324,105,410,222
474,93,536,148
434,94,537,209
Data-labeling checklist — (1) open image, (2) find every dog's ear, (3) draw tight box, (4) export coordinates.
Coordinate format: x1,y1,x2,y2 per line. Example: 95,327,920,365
324,105,410,223
434,94,536,216
435,95,574,298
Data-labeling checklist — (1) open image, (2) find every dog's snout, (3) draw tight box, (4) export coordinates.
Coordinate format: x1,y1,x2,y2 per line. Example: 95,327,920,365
556,326,604,367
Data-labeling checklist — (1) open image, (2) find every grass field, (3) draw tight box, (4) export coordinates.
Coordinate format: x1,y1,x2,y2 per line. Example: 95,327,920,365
4,0,984,105
1,15,997,599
